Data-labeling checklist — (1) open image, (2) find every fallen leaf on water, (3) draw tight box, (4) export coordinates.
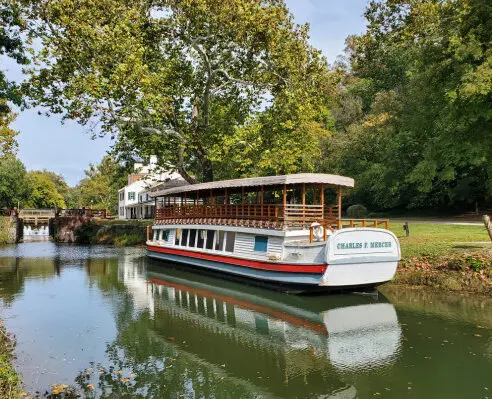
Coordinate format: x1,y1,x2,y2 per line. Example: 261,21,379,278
99,370,105,374
120,378,130,383
474,334,482,337
476,325,487,329
87,384,95,391
221,364,225,367
168,337,175,341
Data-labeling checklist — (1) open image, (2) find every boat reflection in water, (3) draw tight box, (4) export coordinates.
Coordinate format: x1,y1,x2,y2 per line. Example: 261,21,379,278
143,261,402,397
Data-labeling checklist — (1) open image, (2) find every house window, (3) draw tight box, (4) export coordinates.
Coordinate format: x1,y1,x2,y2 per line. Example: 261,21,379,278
128,192,135,200
254,236,268,252
119,192,124,201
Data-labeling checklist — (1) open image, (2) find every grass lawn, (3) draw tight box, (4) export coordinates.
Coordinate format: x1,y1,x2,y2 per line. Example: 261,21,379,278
389,222,490,257
385,222,491,294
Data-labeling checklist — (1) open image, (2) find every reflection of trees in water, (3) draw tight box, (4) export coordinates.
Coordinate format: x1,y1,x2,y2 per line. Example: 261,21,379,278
72,265,349,399
381,286,492,326
74,308,345,399
0,256,60,306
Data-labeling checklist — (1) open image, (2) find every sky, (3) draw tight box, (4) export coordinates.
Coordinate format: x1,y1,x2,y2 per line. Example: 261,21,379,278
3,0,368,187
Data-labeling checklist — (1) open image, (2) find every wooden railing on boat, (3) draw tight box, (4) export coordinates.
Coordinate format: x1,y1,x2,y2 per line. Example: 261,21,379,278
154,203,377,230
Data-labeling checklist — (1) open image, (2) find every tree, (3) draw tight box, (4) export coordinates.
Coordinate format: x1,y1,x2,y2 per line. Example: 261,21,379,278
0,102,19,156
24,170,66,209
77,155,128,214
1,0,28,113
323,0,492,210
0,154,29,208
22,0,334,182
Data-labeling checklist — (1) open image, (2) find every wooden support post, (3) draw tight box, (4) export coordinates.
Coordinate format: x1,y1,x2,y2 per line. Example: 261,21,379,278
309,227,313,243
385,220,389,230
146,226,150,242
241,186,245,217
362,220,367,227
260,185,264,218
337,187,342,222
320,184,324,220
302,183,306,227
283,184,287,221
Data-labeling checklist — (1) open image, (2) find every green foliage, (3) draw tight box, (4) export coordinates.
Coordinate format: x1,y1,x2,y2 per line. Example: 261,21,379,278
0,103,19,156
76,155,129,214
24,170,66,209
73,221,145,246
0,0,28,114
323,0,492,211
22,0,334,182
0,154,29,208
0,320,22,399
346,204,368,218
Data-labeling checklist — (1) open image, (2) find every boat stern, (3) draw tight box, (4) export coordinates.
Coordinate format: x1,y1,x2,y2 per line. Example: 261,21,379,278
321,228,400,288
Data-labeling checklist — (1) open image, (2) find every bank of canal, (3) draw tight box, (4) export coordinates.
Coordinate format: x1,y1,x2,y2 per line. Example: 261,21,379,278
0,242,491,398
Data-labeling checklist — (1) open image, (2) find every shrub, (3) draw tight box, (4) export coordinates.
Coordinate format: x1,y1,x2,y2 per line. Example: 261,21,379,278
346,204,368,218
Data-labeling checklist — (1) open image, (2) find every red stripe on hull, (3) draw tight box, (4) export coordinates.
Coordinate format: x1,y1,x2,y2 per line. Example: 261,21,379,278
146,245,326,274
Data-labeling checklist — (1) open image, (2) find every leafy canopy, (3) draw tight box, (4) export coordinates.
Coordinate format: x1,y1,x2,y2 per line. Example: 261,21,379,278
22,0,334,182
323,0,492,210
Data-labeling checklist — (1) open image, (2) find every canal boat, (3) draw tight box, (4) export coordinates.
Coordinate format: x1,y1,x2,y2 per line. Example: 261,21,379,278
146,173,400,291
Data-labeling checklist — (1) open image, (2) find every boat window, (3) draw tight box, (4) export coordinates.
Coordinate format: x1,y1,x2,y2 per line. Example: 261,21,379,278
180,229,189,246
175,229,181,245
163,230,170,241
215,231,225,251
189,229,197,247
197,230,205,248
205,230,214,249
225,232,235,252
153,230,159,241
254,236,268,252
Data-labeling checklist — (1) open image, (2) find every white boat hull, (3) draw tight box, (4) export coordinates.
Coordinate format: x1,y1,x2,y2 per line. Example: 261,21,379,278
146,226,400,292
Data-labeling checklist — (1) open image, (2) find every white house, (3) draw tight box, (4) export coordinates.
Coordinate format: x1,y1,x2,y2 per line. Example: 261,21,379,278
118,156,187,220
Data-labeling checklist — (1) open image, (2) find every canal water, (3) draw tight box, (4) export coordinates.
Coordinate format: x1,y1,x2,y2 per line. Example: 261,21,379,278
0,242,490,398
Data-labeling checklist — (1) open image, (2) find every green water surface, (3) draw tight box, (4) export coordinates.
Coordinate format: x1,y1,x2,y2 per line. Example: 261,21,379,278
0,242,490,398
